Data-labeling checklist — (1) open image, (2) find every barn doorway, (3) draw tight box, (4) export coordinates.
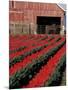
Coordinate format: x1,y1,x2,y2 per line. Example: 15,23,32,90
37,16,61,34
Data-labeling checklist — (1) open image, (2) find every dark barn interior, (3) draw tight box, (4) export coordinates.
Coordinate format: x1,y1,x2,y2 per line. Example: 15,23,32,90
37,16,61,34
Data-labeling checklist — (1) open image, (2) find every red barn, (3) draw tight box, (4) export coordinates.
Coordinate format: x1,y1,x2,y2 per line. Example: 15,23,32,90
9,1,65,35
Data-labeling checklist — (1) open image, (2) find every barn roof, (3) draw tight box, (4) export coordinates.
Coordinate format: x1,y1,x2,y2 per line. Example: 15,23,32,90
57,4,66,11
9,1,66,13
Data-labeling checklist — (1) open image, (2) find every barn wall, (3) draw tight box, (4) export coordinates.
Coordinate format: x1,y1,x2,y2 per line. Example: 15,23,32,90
9,1,64,35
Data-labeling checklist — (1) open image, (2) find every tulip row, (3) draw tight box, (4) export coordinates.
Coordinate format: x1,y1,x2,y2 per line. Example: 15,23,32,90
44,54,66,86
10,35,48,50
9,39,65,89
10,46,26,54
9,35,66,89
10,35,61,60
9,36,62,68
23,45,65,88
9,37,64,75
9,35,48,58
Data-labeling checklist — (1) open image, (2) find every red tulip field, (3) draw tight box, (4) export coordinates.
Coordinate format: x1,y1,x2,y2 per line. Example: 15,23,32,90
9,34,66,89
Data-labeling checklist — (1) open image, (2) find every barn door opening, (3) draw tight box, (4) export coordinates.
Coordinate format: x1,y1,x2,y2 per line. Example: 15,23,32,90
37,16,61,34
